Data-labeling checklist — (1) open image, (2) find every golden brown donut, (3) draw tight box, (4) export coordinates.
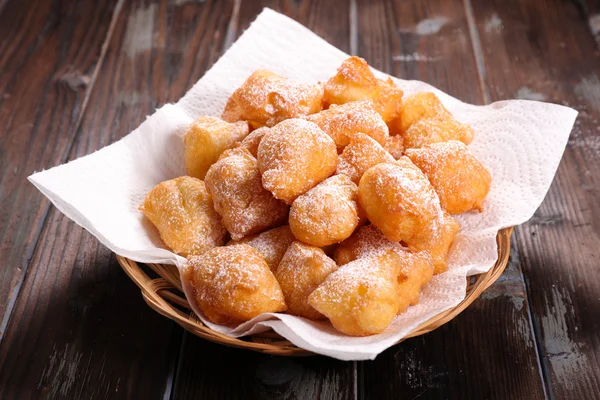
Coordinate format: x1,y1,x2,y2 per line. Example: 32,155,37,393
257,118,337,204
406,140,491,213
205,147,288,240
184,116,249,179
228,225,295,273
332,224,434,314
140,176,227,257
306,100,390,150
391,92,474,148
408,210,460,274
289,175,360,247
187,244,287,324
239,126,270,157
336,132,395,184
357,158,440,243
309,250,402,336
275,241,338,320
323,56,403,122
222,70,323,129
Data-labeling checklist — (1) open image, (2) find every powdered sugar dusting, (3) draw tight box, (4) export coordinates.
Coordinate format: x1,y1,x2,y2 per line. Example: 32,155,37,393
276,241,338,319
188,244,286,324
289,175,359,246
205,147,288,240
307,100,390,149
336,132,395,183
231,225,295,272
222,70,323,128
257,118,338,203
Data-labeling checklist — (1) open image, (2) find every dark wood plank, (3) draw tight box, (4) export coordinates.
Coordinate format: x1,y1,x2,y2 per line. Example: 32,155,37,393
172,335,355,400
0,0,236,398
0,0,119,337
356,1,547,398
170,2,357,399
234,0,352,54
470,0,600,398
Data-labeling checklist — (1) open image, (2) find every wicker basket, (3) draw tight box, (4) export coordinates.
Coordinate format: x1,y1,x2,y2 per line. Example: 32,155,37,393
117,227,513,356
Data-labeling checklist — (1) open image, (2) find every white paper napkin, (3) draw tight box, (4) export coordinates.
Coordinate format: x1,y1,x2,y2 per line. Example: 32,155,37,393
29,9,577,360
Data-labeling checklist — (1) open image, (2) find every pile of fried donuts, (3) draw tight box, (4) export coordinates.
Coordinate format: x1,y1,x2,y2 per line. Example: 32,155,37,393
140,57,491,336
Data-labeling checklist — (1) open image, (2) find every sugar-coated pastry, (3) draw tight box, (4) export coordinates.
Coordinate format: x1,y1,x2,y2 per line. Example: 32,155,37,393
404,111,474,149
187,244,287,324
289,175,360,247
334,224,400,265
393,92,474,148
309,251,401,336
140,177,227,257
228,225,296,273
323,57,403,122
408,210,460,274
385,134,404,159
336,132,395,184
275,242,338,320
222,70,323,129
239,126,270,157
358,158,440,243
205,147,288,240
306,100,389,150
396,92,445,133
406,141,491,213
257,118,337,204
184,116,249,179
332,224,434,313
395,250,434,313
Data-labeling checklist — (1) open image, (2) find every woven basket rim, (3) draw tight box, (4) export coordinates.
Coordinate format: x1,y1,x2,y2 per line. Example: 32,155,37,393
117,227,513,356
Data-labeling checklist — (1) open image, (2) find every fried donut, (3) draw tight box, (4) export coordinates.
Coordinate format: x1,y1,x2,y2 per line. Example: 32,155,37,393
334,224,400,265
309,251,401,336
140,177,227,257
323,56,403,122
404,111,474,149
332,224,434,313
184,116,249,179
408,210,460,274
205,147,288,240
187,244,287,324
396,92,445,133
357,158,440,243
257,118,337,204
275,242,338,320
239,126,270,157
222,70,323,129
336,132,395,184
393,92,474,148
406,140,491,213
289,174,360,247
395,250,434,313
228,225,296,273
306,100,389,150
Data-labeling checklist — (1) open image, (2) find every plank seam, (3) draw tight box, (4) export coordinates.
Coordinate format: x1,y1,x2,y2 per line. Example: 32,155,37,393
0,0,126,345
462,0,492,105
516,236,555,400
349,0,358,55
222,0,241,53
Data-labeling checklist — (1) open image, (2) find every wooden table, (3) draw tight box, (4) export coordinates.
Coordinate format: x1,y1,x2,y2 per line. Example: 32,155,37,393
1,0,599,398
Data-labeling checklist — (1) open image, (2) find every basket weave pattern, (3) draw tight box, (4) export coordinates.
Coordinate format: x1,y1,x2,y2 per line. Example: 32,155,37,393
117,227,513,356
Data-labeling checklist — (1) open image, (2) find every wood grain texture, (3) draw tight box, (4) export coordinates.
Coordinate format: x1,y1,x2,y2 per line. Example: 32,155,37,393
0,0,235,398
0,0,119,338
470,0,600,398
169,2,356,399
356,0,547,398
